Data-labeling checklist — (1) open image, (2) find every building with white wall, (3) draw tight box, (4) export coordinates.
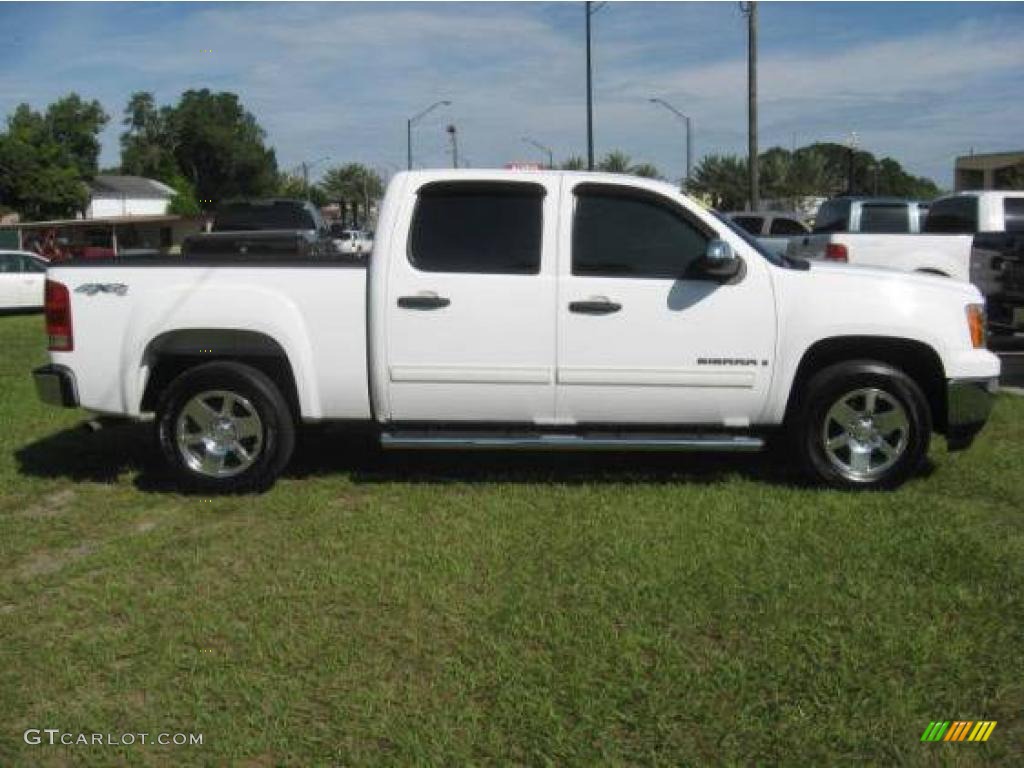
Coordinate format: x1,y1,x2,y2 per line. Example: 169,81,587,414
85,175,175,219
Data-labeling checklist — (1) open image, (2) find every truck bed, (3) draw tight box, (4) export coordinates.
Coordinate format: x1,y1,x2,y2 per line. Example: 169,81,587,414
45,259,371,421
786,232,973,281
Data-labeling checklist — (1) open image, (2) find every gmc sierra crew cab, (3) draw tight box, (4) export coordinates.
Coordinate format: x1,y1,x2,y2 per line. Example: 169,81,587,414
34,170,999,492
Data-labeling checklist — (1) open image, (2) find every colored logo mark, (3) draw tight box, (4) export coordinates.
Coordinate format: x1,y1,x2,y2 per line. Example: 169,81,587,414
921,721,997,742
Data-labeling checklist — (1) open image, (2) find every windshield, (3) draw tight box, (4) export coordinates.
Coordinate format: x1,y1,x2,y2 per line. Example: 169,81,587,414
711,211,789,267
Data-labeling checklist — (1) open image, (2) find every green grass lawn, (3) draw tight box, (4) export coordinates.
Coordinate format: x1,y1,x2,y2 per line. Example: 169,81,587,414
0,312,1021,766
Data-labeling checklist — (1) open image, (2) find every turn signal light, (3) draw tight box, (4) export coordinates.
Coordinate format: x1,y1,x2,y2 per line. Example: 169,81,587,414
966,303,986,349
824,243,849,262
45,279,73,351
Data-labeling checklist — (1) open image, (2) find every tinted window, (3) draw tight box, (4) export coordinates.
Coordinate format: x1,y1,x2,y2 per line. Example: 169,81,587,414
813,199,851,232
769,217,807,235
924,196,978,234
214,202,317,232
573,185,709,278
732,216,763,235
1003,197,1024,233
860,204,910,234
0,254,16,272
409,182,544,274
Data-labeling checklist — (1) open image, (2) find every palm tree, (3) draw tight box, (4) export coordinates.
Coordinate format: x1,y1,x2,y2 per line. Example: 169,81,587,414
598,150,633,173
321,163,384,226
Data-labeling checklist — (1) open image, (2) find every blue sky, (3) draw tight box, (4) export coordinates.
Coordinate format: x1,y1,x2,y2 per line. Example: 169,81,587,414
1,1,1022,187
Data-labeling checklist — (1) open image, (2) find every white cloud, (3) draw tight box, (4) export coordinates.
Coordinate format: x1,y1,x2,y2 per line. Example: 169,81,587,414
1,3,1021,187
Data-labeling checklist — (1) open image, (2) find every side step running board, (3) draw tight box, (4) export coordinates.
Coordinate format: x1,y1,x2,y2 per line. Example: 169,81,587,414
380,431,764,452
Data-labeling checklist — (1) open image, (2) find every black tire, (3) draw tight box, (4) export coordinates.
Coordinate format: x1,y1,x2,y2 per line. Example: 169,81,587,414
792,360,932,490
156,361,295,493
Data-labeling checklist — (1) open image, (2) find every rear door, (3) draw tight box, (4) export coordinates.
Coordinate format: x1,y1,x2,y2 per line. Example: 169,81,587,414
555,180,777,426
384,177,558,423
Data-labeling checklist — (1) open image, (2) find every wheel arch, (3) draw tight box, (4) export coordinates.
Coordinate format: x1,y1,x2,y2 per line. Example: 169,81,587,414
139,329,302,419
783,336,948,434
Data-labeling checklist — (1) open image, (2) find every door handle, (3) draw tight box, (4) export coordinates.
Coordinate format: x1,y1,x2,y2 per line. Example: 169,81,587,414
397,293,451,310
569,298,621,314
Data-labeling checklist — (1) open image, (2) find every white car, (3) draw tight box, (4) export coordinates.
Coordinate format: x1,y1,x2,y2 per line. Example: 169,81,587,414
787,191,1024,281
34,170,999,492
332,228,372,256
0,250,48,310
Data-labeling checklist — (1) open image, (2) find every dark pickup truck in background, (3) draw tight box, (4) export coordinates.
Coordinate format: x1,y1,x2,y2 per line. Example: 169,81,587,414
970,232,1024,337
182,199,340,260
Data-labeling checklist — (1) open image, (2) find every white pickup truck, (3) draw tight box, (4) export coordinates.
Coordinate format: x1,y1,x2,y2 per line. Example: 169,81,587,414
787,191,1024,282
34,170,999,492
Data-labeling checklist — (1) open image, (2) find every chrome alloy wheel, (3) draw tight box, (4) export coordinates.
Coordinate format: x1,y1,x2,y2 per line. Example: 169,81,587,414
175,390,264,478
821,387,909,482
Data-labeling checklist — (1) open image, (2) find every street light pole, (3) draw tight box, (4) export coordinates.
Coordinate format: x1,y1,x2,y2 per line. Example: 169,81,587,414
297,156,330,200
407,100,452,170
649,98,693,189
585,2,606,171
447,124,459,169
741,1,759,211
522,137,554,169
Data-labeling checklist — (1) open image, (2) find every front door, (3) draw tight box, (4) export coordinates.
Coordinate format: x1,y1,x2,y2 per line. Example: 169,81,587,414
556,180,777,427
384,177,559,423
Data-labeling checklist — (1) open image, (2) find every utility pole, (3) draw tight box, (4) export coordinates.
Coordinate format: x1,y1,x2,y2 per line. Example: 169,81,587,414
649,97,693,189
741,2,759,211
407,100,452,170
447,124,459,168
585,2,606,171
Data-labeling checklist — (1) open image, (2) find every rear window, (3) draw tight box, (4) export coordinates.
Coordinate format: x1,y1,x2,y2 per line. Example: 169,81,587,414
923,196,978,234
1004,197,1024,233
813,199,851,233
769,217,807,235
732,216,762,235
214,202,317,232
859,204,910,234
409,181,545,274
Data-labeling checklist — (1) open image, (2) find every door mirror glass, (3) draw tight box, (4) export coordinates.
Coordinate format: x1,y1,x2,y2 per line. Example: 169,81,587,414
701,238,740,278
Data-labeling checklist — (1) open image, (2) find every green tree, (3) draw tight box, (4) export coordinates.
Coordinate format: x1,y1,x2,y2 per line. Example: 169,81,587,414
166,172,201,216
597,150,633,173
276,173,327,207
0,99,96,220
630,163,663,180
119,90,279,211
44,94,109,178
560,156,586,170
689,154,749,210
321,163,384,226
120,91,179,182
171,89,278,208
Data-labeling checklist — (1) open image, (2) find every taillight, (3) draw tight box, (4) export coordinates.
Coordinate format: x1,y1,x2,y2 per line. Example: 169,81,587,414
824,243,849,262
45,279,73,351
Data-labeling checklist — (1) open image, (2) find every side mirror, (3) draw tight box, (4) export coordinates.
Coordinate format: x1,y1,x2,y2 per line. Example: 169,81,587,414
701,238,740,279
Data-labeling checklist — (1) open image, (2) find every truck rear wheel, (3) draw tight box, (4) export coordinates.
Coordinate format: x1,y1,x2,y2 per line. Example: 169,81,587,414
156,361,295,493
793,360,931,490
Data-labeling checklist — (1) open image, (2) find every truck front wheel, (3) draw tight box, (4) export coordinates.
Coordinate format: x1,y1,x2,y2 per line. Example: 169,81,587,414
794,360,932,490
156,361,295,493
